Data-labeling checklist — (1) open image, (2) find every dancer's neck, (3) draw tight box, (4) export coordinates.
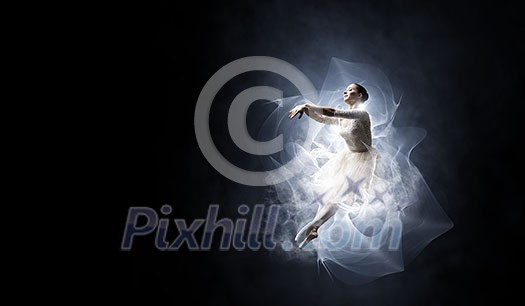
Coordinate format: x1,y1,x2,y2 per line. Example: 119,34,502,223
347,102,360,110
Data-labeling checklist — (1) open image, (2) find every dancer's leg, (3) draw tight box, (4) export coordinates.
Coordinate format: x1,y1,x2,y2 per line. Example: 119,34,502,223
295,202,338,248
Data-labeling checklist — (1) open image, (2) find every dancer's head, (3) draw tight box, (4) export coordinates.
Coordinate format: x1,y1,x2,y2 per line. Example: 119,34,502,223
343,83,368,105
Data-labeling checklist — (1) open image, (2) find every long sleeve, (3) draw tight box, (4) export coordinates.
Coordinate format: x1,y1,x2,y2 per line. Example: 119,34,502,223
307,109,339,125
332,109,369,120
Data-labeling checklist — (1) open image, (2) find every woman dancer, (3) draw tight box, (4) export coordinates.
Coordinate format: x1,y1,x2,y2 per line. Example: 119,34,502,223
289,83,375,248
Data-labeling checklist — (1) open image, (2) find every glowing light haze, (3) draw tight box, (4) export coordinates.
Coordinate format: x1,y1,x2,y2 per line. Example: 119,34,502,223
258,58,454,284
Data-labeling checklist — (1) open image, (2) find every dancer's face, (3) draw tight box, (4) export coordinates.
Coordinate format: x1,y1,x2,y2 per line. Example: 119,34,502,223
343,84,362,105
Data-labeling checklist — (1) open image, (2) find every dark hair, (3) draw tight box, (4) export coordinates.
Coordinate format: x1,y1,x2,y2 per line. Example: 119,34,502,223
352,83,369,102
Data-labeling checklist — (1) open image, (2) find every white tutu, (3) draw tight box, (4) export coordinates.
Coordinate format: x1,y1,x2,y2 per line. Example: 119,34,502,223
305,138,437,284
274,136,453,284
311,149,376,206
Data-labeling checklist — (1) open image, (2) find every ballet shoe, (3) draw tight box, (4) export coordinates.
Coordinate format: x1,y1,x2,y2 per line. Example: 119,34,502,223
297,226,319,249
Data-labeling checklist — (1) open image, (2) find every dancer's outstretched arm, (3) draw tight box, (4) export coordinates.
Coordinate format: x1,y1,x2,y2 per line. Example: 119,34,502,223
288,103,339,125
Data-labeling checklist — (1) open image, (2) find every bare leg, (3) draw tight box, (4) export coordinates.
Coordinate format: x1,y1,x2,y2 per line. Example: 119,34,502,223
295,202,338,248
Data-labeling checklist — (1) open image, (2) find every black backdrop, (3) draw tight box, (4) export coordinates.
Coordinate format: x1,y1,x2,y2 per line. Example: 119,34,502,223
107,0,522,305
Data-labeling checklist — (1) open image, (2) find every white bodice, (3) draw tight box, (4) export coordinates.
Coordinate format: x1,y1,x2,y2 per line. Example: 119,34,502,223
337,112,372,152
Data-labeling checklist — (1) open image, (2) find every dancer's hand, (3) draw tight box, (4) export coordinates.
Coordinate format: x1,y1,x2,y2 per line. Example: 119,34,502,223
289,104,307,119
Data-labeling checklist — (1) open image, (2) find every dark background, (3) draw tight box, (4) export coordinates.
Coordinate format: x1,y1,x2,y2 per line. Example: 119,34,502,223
107,0,522,305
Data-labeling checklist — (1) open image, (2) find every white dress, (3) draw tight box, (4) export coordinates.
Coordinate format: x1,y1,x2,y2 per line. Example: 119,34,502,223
309,109,378,208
